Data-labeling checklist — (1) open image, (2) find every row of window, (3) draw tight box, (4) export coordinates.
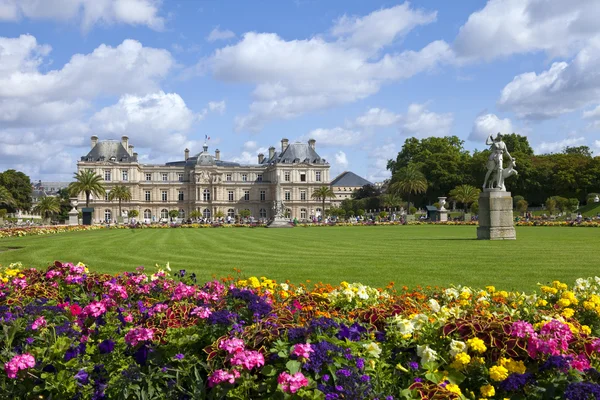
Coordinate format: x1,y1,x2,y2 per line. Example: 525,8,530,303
102,171,323,183
105,188,314,202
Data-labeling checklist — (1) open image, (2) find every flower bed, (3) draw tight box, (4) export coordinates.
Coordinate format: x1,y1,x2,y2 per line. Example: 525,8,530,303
0,225,104,239
1,262,600,398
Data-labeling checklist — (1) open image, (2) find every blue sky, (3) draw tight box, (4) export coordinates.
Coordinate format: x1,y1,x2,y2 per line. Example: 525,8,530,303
1,0,600,183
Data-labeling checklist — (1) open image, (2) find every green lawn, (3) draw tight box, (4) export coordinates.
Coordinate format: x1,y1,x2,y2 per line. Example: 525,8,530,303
0,226,598,291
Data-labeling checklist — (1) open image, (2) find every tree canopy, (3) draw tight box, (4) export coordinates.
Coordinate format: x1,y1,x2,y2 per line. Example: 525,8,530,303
0,170,32,212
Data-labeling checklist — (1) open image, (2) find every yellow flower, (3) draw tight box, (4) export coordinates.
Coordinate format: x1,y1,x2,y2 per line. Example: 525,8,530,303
340,281,349,288
486,285,496,293
562,308,575,318
557,298,571,308
536,299,548,307
583,301,596,310
552,281,568,291
499,358,526,374
248,277,260,288
489,365,509,381
541,286,558,295
445,383,462,395
467,337,487,354
480,384,495,397
450,352,471,370
582,325,592,335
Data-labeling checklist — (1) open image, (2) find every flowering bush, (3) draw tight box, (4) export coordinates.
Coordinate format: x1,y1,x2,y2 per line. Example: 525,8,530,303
2,261,600,398
0,225,104,239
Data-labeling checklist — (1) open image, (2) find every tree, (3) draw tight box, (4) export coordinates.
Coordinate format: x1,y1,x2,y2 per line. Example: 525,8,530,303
0,170,32,212
380,193,403,211
587,193,600,205
108,185,132,217
564,146,593,157
239,209,251,219
128,210,139,218
190,210,202,220
448,184,481,214
545,198,557,215
168,209,179,221
516,199,528,215
0,185,15,208
389,164,428,215
352,184,381,200
568,198,579,212
215,210,225,218
33,196,61,221
311,186,336,215
69,170,106,208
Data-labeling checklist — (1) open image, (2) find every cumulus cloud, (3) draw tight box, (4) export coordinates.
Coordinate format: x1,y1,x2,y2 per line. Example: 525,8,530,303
207,26,236,42
230,142,269,165
454,0,600,61
0,0,165,31
302,127,362,147
469,113,514,142
367,143,397,183
354,108,401,128
400,103,453,137
497,37,600,119
208,100,226,114
204,3,451,132
536,136,586,154
334,151,349,169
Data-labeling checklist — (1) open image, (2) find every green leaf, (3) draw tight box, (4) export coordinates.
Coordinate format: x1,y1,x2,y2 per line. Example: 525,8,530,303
286,360,302,374
261,365,277,377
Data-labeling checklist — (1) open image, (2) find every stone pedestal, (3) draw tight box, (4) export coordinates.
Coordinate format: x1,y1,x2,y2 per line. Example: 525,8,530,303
68,210,79,226
477,190,516,240
266,217,293,228
439,210,448,222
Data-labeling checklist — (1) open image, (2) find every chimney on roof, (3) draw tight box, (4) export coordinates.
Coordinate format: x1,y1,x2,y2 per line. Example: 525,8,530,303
308,139,316,150
258,153,264,163
281,138,289,153
184,148,189,160
269,146,275,160
91,135,98,149
128,145,134,156
133,152,138,160
215,149,220,161
121,136,129,151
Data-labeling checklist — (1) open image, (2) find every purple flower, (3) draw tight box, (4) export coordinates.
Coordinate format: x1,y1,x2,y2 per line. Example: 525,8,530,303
98,340,115,354
25,337,34,345
500,373,534,392
64,347,78,361
360,375,370,382
336,369,351,377
356,358,365,369
414,377,423,383
409,361,419,370
175,353,184,360
322,374,330,382
565,382,600,399
74,369,89,385
336,322,366,342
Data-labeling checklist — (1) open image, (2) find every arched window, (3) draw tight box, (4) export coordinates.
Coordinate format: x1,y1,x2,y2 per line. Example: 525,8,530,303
203,189,211,201
227,208,235,218
160,209,168,219
285,208,292,218
300,208,307,219
144,209,151,219
179,209,185,218
104,209,111,222
259,208,267,218
203,208,211,219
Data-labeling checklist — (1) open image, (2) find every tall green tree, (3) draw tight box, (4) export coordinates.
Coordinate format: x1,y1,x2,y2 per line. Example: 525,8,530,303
0,170,32,212
0,185,15,208
33,196,61,221
69,170,106,207
108,185,132,217
389,164,428,215
449,184,481,214
380,193,403,211
311,186,336,215
168,209,179,221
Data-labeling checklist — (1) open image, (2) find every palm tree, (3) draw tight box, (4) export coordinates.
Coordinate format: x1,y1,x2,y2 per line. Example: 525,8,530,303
0,185,15,208
311,186,336,216
380,193,403,211
449,184,481,215
69,170,105,208
389,164,428,215
34,196,61,221
108,185,132,217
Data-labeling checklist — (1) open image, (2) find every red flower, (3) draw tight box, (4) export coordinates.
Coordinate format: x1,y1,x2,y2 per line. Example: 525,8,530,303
70,304,82,316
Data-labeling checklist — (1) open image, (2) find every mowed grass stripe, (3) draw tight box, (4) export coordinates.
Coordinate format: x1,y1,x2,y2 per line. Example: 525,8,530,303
1,226,599,291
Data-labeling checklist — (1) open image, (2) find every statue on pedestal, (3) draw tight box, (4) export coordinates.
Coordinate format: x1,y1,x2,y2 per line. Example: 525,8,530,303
267,171,292,228
483,133,517,191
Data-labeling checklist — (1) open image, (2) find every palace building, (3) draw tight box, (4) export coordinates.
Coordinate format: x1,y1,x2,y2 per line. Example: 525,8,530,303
77,136,331,222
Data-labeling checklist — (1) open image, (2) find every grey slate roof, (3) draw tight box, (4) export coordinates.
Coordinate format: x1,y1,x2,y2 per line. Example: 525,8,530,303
330,171,372,187
260,143,327,165
82,141,136,162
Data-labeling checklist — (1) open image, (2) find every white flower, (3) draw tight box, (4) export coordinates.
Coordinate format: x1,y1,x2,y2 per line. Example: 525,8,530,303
428,299,440,313
393,317,414,335
280,283,289,291
357,288,369,300
411,314,429,330
444,288,459,300
416,345,438,363
449,340,467,357
363,342,382,358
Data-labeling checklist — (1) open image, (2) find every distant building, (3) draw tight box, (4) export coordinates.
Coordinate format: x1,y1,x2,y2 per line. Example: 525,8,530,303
76,136,331,222
330,171,372,207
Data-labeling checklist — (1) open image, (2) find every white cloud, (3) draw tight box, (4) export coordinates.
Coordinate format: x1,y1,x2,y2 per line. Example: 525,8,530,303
0,0,165,31
243,141,258,151
207,26,236,42
594,140,600,152
206,3,451,132
454,0,600,61
536,136,586,154
583,105,600,120
208,100,226,114
302,127,362,147
469,113,514,142
354,108,401,128
90,91,195,153
334,151,349,169
401,103,453,137
367,143,397,183
230,143,269,165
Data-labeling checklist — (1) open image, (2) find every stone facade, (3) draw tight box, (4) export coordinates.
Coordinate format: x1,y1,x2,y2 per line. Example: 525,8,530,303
330,171,372,207
77,136,330,222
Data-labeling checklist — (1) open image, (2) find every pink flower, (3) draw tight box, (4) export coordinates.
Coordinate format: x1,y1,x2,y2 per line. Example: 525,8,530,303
208,369,240,387
191,306,212,319
278,371,309,394
82,301,107,318
104,282,128,300
4,353,35,379
45,270,62,279
528,320,572,358
69,264,86,275
571,354,591,371
11,278,27,289
124,314,133,323
219,338,245,354
230,350,265,370
124,327,154,346
31,316,46,330
171,282,196,301
292,343,313,360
